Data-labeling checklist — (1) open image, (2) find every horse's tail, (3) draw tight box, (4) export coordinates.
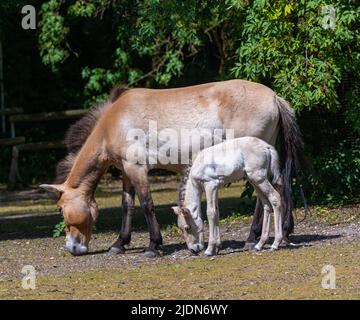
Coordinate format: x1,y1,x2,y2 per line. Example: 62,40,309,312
275,95,306,236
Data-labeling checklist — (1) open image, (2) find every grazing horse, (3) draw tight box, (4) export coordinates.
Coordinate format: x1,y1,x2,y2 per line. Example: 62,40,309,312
40,79,304,256
172,137,284,256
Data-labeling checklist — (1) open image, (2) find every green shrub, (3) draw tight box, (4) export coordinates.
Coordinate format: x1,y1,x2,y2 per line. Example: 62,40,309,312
301,142,360,204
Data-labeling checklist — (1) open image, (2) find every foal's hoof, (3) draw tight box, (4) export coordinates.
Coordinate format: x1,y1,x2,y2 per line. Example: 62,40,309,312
243,242,256,251
204,248,218,257
254,244,262,251
144,248,160,258
108,246,126,255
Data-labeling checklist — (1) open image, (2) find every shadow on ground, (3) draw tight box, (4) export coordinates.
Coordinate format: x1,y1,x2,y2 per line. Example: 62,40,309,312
0,196,255,241
80,233,342,258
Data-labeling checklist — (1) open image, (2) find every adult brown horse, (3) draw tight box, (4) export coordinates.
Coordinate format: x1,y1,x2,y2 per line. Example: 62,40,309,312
40,80,304,256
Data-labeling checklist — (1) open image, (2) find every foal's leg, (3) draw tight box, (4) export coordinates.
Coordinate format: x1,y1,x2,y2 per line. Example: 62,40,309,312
255,180,283,251
270,190,283,251
244,198,263,250
110,173,136,254
254,197,271,251
122,161,163,257
246,133,279,249
204,182,221,256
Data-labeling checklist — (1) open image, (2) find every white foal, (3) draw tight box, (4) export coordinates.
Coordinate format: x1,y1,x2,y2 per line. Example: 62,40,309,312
172,136,284,256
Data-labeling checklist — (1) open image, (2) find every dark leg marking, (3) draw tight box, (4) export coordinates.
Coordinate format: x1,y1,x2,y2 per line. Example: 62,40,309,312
139,193,163,258
109,175,135,254
244,197,263,250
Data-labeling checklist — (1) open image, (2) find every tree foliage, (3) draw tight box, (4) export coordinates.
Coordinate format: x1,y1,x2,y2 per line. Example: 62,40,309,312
38,0,246,101
37,0,359,115
1,0,359,203
232,0,359,125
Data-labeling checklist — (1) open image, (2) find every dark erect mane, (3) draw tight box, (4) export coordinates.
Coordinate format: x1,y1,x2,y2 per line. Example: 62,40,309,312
109,85,129,103
54,85,128,183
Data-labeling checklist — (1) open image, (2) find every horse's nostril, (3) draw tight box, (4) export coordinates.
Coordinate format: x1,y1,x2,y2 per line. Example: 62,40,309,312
72,245,77,252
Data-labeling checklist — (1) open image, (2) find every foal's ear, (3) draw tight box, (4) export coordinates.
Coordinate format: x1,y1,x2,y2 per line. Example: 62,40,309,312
39,184,65,197
171,206,180,215
181,208,191,218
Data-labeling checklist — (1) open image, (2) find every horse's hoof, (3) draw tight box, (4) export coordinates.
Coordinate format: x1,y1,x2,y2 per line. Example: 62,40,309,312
243,242,256,251
144,248,159,258
270,246,279,252
281,237,295,246
108,246,125,255
281,238,298,247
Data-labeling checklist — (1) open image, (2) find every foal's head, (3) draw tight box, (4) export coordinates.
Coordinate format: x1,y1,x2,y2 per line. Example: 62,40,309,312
172,206,204,253
40,184,98,256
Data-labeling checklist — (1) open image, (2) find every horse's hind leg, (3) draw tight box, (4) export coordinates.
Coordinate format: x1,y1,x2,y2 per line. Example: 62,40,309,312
110,173,136,254
244,198,263,250
122,161,163,258
254,197,271,251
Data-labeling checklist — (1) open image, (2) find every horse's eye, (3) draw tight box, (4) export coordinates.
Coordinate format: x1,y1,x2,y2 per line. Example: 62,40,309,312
58,208,63,215
184,225,191,231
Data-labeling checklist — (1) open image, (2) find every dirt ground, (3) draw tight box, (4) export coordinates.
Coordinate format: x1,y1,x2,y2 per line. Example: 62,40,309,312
0,177,359,300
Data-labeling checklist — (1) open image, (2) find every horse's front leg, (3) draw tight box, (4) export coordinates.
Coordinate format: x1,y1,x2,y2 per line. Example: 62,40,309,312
109,174,135,254
244,197,263,250
122,161,163,258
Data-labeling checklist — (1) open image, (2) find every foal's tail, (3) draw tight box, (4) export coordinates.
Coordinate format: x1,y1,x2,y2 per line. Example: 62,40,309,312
268,146,281,187
275,96,306,237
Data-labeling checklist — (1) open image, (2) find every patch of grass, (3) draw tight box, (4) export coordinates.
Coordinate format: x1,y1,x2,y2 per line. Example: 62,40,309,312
1,243,359,300
310,205,360,225
220,212,252,226
163,223,182,238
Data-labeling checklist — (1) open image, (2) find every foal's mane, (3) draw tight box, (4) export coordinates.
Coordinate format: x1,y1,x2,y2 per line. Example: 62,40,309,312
177,164,192,207
54,85,128,183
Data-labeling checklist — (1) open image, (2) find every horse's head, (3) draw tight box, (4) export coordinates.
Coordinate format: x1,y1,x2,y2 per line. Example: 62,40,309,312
40,184,99,256
171,206,204,253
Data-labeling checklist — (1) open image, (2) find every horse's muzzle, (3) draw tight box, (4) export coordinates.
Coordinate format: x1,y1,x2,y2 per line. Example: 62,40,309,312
66,236,88,256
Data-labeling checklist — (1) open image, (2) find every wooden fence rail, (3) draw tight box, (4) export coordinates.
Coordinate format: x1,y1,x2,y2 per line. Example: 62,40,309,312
9,109,87,138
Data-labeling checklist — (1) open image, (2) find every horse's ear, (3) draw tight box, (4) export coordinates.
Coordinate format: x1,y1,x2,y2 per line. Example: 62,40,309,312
171,206,180,215
39,184,65,197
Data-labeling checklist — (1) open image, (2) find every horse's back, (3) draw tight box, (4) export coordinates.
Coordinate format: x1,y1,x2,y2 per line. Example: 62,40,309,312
101,80,281,163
